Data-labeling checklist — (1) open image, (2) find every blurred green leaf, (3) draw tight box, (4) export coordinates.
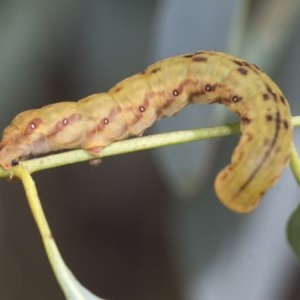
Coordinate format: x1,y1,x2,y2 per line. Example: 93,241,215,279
287,202,300,262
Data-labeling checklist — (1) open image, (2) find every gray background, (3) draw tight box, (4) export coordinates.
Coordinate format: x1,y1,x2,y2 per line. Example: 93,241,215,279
0,1,300,299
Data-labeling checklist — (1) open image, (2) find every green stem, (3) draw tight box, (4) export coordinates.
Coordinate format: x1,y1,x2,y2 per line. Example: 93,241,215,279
13,165,102,300
0,122,240,176
0,116,299,177
290,144,300,185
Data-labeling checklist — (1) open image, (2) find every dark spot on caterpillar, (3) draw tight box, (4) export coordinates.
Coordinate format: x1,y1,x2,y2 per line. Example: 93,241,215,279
139,106,145,112
266,85,278,102
266,115,273,121
237,67,248,75
48,113,82,137
280,95,286,105
194,50,205,55
173,89,179,96
232,59,243,66
283,120,289,129
95,119,106,132
192,56,208,62
242,62,262,74
114,86,123,93
241,60,261,72
275,111,281,129
183,54,194,58
150,67,161,74
241,116,251,125
11,159,19,166
251,63,262,72
25,118,42,135
263,93,270,100
232,95,242,103
205,84,217,92
233,60,261,75
95,117,110,132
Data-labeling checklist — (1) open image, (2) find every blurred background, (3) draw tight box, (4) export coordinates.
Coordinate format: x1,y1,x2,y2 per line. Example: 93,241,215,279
0,0,300,299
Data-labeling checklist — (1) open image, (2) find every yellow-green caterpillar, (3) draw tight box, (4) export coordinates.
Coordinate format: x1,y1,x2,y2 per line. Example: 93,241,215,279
0,51,293,213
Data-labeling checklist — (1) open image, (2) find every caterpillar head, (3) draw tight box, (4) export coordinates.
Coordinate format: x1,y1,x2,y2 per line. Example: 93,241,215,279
0,121,34,170
0,111,48,170
0,142,24,170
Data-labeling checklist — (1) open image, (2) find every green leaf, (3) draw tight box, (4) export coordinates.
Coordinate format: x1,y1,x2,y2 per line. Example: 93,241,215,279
287,201,300,262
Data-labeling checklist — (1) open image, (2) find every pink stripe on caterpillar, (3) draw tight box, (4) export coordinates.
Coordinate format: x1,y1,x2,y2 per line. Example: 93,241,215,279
0,51,293,213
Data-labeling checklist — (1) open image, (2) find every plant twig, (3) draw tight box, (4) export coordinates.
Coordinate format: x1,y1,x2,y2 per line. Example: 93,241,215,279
0,116,299,179
12,165,103,300
290,144,300,185
0,122,240,177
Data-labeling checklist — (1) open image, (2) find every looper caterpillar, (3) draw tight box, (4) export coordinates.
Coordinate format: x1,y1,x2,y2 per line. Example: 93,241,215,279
0,51,293,213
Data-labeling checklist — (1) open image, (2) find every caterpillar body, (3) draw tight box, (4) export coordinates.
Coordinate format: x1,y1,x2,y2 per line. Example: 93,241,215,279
0,51,293,213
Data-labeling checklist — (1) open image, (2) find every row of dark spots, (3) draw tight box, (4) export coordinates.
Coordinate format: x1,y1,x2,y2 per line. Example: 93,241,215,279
234,110,282,195
140,67,161,78
192,55,289,108
197,82,243,105
266,85,278,102
263,85,287,105
182,52,245,104
187,55,245,104
231,58,262,74
265,113,289,130
182,50,207,57
182,53,208,63
25,115,72,138
150,67,161,74
183,54,194,58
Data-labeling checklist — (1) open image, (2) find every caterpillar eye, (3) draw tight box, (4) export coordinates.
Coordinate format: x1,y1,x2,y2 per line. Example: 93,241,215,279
11,159,19,166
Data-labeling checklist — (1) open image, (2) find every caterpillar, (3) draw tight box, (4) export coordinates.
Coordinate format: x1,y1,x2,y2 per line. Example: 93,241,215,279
0,51,293,213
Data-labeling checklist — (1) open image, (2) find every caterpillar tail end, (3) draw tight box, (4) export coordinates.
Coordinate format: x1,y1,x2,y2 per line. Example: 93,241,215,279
214,167,262,214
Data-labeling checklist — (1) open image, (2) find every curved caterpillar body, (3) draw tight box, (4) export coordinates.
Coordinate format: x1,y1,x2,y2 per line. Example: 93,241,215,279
0,51,293,213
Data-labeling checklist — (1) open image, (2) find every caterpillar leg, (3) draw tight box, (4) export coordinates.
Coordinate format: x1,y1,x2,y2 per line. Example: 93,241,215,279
87,146,103,167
